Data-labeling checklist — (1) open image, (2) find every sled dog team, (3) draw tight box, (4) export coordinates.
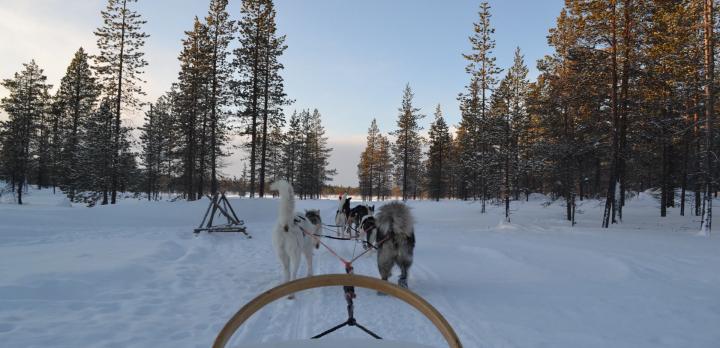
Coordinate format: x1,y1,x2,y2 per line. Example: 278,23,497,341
270,180,416,296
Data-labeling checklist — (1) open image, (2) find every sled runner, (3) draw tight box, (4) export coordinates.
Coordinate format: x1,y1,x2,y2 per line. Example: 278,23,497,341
194,193,250,237
212,274,462,348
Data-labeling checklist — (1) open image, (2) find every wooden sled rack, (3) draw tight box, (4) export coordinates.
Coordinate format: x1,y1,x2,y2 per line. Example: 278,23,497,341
194,192,250,237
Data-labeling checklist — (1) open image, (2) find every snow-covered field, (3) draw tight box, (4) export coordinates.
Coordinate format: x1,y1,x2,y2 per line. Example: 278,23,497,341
1,189,719,348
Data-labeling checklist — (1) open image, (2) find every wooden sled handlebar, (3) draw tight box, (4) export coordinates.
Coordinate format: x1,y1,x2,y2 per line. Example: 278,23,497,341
213,274,462,348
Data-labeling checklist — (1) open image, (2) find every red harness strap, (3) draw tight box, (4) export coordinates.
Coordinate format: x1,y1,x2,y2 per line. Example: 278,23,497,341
300,226,352,269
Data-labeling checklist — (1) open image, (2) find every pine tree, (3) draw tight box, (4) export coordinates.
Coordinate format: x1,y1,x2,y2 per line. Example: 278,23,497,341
234,0,267,197
358,119,381,200
425,105,452,201
293,109,334,198
257,0,289,197
204,0,235,196
94,0,149,204
140,96,174,200
0,60,52,204
175,18,211,201
375,134,394,200
265,122,286,183
491,75,512,221
54,48,100,200
79,99,115,205
462,1,502,212
391,84,424,201
282,111,302,185
507,48,530,201
455,79,480,200
309,109,335,198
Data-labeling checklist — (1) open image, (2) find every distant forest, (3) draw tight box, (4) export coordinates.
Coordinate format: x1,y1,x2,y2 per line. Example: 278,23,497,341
357,0,718,230
1,0,718,230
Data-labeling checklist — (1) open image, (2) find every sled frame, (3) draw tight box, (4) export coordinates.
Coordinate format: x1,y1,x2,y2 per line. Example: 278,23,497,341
212,274,462,348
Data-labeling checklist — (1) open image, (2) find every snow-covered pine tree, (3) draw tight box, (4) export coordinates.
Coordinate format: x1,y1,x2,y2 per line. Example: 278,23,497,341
391,84,424,201
94,0,149,204
425,105,452,201
462,1,501,212
0,60,52,204
54,48,100,201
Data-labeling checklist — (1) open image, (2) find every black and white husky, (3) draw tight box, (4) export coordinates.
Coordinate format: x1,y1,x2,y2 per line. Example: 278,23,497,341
349,204,374,236
359,202,415,289
270,180,321,294
334,194,352,236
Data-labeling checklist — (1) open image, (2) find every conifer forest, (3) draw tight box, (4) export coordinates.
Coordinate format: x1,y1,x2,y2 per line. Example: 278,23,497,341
2,0,719,230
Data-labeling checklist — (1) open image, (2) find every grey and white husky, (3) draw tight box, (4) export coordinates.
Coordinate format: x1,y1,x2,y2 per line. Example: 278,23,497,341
359,202,416,289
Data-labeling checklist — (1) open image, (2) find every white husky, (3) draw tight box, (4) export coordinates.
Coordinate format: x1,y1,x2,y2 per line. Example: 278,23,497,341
270,180,320,295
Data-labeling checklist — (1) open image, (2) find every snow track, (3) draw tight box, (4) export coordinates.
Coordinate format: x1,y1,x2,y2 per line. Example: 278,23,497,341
1,189,720,347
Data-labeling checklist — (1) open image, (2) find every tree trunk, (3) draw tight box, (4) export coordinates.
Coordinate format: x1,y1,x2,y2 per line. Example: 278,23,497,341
111,0,128,205
249,14,261,198
603,0,620,227
618,0,633,220
702,0,714,233
210,18,220,196
259,32,271,198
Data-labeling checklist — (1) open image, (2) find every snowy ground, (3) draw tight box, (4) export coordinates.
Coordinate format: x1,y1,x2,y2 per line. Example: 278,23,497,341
1,189,720,348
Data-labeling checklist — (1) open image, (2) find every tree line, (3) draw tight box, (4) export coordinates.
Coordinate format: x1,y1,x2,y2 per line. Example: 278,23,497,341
0,0,335,205
357,0,717,231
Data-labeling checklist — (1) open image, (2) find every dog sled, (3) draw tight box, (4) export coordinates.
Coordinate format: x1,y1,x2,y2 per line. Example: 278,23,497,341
212,274,462,348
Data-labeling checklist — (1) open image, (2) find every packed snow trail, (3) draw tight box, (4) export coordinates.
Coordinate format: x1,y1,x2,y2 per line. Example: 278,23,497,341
1,189,720,347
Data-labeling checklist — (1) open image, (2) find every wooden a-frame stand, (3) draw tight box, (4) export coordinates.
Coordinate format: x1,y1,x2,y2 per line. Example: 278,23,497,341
194,192,250,237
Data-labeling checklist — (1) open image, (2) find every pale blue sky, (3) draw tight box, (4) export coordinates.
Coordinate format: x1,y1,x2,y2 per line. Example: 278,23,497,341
0,0,564,186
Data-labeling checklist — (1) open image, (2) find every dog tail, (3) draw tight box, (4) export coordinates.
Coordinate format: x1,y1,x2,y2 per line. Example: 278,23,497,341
378,202,414,238
271,180,294,223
